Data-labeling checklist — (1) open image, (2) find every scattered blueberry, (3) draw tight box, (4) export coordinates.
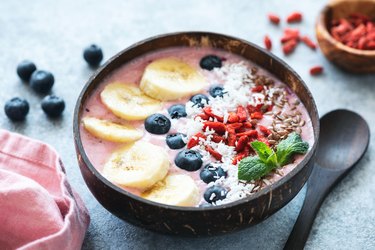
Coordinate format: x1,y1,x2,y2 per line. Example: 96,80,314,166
209,85,226,98
83,44,103,67
16,60,37,81
168,104,187,119
29,70,54,94
200,164,227,184
200,55,222,71
174,149,203,171
144,113,171,134
190,94,209,108
204,186,227,203
4,97,29,121
41,95,65,117
166,133,187,149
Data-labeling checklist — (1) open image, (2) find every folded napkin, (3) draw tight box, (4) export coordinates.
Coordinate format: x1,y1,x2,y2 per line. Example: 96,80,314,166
0,129,90,250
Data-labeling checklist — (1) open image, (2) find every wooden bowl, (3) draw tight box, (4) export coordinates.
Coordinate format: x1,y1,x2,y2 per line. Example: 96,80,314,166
316,0,375,73
73,32,319,236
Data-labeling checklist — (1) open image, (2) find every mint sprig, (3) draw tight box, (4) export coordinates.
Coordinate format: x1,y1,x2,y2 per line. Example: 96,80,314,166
238,132,309,181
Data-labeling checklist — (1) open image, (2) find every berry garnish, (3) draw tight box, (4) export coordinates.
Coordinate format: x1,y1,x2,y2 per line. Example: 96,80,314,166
174,149,203,171
41,95,65,117
168,104,187,119
144,113,171,134
204,186,227,203
190,94,209,108
200,55,222,70
166,133,187,150
200,164,227,184
4,97,29,121
209,85,226,98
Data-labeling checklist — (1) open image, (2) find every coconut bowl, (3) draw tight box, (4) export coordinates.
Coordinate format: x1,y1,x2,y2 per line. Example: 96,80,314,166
316,0,375,73
73,32,319,236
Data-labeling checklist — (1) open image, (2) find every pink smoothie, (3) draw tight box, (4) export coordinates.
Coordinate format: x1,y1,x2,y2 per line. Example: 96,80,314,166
80,46,314,205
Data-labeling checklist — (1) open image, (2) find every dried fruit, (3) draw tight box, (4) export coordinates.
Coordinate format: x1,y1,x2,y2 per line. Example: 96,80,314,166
236,105,247,122
310,66,324,75
187,133,206,148
203,121,226,134
205,146,222,161
300,36,317,50
268,14,280,25
287,12,303,23
264,35,272,50
282,39,298,55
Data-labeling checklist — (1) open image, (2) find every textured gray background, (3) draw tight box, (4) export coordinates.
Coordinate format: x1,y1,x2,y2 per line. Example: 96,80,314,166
0,0,374,249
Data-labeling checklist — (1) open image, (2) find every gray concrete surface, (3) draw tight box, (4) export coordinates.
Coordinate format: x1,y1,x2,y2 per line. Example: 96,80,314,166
0,0,374,249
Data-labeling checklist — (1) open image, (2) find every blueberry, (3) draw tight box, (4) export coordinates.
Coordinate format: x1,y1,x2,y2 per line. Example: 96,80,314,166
200,164,227,184
29,70,54,94
204,186,227,203
168,104,187,119
16,60,37,81
41,95,65,117
83,44,103,67
144,113,171,134
166,133,187,149
209,85,226,98
174,149,203,171
190,94,209,108
4,97,29,121
200,55,222,71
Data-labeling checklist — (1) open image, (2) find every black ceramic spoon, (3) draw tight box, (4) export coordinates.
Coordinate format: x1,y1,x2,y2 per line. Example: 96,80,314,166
284,109,370,250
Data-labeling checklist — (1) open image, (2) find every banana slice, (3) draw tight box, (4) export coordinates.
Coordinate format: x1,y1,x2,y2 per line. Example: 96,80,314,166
141,174,200,206
100,82,162,120
82,117,143,143
140,58,207,101
102,141,169,189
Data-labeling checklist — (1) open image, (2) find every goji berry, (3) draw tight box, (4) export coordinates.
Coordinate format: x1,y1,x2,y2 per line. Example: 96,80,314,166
227,123,243,131
287,12,303,23
282,39,298,55
258,125,272,136
300,36,317,50
235,136,249,152
243,121,253,128
251,85,264,92
310,66,324,76
264,35,272,51
232,147,251,165
250,112,263,120
257,135,270,147
236,130,258,137
227,132,237,147
203,121,226,134
187,133,206,148
203,107,224,122
195,113,209,120
236,106,247,122
211,134,225,143
268,13,280,25
205,146,222,161
227,112,239,123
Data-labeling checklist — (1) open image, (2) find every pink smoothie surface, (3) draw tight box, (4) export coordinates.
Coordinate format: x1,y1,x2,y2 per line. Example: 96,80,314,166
80,46,314,203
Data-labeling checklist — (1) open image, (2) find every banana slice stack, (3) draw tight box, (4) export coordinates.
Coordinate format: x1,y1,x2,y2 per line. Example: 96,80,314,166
141,174,200,206
140,57,207,101
100,83,162,121
82,117,143,143
102,141,169,189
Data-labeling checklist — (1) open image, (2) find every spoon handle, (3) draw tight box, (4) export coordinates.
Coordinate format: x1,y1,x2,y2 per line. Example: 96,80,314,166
284,164,342,250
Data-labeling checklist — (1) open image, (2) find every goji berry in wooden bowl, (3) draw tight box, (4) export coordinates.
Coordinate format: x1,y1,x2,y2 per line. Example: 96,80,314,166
316,0,375,73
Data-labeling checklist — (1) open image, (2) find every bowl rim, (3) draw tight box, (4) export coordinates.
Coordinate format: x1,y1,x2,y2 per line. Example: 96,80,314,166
317,0,375,56
73,31,319,211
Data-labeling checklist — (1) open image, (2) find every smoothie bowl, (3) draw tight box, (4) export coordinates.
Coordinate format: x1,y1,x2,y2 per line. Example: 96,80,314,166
74,32,319,235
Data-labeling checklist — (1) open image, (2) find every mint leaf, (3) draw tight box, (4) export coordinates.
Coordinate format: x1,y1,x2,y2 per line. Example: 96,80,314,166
251,141,274,163
238,156,274,181
276,132,309,166
266,152,278,167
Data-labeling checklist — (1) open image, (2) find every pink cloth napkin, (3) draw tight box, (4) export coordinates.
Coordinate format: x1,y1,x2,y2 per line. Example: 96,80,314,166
0,129,90,250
